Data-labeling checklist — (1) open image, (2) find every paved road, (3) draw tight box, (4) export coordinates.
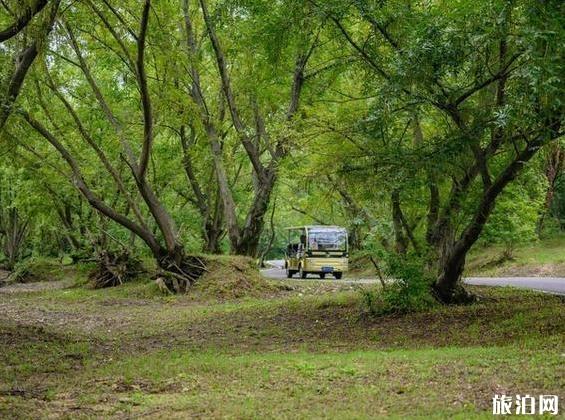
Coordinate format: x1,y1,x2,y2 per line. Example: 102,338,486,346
262,260,565,295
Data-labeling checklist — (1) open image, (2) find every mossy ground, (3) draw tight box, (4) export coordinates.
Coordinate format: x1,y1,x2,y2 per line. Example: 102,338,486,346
192,255,278,300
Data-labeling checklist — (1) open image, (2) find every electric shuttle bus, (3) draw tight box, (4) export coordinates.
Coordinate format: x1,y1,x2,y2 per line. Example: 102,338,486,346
284,225,348,279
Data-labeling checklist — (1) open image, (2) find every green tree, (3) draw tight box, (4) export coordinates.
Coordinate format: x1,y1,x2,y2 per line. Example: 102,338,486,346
313,0,564,302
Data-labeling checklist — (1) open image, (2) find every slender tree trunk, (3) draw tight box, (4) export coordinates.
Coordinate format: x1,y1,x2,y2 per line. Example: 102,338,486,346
55,205,81,251
0,0,49,42
203,193,224,253
330,175,375,251
234,169,277,257
195,0,313,257
391,190,408,255
259,196,277,267
0,1,59,131
179,125,225,253
1,208,29,270
537,144,564,235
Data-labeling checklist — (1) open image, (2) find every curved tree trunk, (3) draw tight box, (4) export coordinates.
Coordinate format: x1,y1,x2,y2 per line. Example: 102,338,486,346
537,144,564,235
433,130,559,303
233,169,277,257
0,1,59,132
194,0,313,257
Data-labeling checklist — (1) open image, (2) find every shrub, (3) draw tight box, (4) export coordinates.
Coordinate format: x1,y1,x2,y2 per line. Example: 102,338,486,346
7,257,63,283
360,252,436,316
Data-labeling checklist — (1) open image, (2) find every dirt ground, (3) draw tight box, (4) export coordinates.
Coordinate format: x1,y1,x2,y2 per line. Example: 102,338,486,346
1,274,563,418
0,280,563,354
0,279,72,294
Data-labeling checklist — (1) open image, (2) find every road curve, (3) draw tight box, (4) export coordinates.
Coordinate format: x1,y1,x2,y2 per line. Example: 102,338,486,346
261,260,565,295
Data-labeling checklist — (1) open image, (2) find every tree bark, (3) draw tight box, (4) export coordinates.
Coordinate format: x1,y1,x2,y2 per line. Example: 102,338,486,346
391,190,408,255
233,168,277,256
258,196,277,267
180,125,224,253
64,5,182,258
21,111,166,259
195,0,314,256
1,208,29,270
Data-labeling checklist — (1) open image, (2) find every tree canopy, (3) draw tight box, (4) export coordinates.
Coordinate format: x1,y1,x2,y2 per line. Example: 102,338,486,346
0,0,563,301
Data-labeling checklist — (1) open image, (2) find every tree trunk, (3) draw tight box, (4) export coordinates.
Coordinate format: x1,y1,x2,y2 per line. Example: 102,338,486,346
258,196,277,267
233,169,277,257
0,0,50,42
180,125,225,253
537,144,564,235
433,130,558,303
0,1,59,131
55,204,81,251
433,241,473,304
1,208,29,270
202,193,224,254
391,190,408,255
425,179,440,244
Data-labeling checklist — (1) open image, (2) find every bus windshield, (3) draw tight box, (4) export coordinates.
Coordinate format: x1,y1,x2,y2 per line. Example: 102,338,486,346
307,228,347,251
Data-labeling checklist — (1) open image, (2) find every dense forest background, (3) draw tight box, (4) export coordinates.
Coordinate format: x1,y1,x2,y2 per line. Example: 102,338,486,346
0,0,563,302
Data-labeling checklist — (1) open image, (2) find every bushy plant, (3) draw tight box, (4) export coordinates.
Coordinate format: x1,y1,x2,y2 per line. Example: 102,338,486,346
5,259,32,283
7,256,61,283
360,251,436,316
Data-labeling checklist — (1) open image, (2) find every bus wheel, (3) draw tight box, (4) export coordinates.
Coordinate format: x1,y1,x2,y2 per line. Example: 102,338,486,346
286,268,294,278
334,272,342,279
319,273,326,279
300,266,307,279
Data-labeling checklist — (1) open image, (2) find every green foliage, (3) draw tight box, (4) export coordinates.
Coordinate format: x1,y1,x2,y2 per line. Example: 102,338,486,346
549,174,565,231
0,0,562,301
361,252,436,316
480,168,546,254
7,256,63,283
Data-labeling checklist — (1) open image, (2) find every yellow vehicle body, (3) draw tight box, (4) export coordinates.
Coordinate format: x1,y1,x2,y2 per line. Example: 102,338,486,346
284,226,348,279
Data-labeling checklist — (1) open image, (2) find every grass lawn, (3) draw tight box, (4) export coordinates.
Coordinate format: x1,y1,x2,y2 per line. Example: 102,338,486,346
1,275,563,419
466,234,565,277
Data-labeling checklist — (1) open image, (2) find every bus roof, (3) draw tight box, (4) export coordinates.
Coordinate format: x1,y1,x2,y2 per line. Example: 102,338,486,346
284,225,346,230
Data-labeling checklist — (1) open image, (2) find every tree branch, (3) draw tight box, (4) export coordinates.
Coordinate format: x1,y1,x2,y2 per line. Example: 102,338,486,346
199,0,266,180
453,52,521,106
0,0,48,42
42,71,149,231
180,125,208,216
0,0,59,131
136,0,153,180
21,111,163,256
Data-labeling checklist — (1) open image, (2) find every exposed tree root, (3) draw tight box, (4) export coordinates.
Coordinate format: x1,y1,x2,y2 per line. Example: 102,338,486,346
154,255,207,293
89,251,143,289
432,282,478,305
